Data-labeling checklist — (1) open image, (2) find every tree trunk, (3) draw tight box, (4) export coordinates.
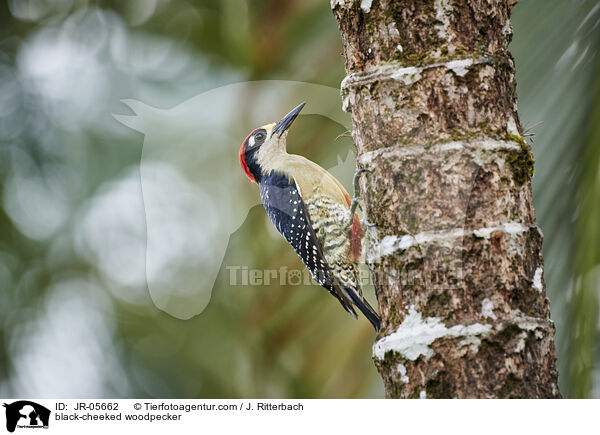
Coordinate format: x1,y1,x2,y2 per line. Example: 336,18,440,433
332,0,560,398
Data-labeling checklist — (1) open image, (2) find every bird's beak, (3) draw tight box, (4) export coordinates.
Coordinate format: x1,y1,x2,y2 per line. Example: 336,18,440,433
273,102,306,136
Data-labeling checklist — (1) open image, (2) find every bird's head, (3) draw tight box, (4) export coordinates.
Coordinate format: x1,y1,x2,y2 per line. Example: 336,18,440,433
239,102,305,183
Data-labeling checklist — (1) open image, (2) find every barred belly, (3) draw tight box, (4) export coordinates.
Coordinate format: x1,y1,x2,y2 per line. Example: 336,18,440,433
305,194,361,292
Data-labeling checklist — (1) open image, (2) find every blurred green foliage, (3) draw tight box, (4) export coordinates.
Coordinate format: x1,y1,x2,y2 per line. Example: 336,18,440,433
511,0,600,398
0,0,598,398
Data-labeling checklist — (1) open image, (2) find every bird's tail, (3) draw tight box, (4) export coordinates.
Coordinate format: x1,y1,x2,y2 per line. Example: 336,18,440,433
346,288,381,332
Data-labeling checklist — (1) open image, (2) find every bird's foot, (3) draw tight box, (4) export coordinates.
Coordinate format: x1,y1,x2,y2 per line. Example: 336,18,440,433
347,169,371,228
361,219,376,230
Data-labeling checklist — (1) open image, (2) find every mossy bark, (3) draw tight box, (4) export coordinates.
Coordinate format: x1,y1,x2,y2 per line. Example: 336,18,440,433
332,0,560,398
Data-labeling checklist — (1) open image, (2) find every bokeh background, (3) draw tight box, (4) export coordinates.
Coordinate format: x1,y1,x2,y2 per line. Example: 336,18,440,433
0,0,599,398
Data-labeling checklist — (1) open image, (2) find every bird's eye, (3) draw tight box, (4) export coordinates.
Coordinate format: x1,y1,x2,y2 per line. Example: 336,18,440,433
255,132,266,143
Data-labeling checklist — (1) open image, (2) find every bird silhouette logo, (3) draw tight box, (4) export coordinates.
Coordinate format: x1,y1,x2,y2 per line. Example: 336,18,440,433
112,80,358,320
3,401,50,433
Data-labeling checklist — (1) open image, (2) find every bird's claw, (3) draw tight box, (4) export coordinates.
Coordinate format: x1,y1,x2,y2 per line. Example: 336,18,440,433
347,168,372,228
362,220,376,228
353,168,371,194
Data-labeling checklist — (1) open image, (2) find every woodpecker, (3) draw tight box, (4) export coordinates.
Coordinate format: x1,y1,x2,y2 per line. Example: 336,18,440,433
238,102,381,332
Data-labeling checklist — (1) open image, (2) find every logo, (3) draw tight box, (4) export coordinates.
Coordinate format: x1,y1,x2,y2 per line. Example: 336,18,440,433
3,401,50,433
110,81,354,320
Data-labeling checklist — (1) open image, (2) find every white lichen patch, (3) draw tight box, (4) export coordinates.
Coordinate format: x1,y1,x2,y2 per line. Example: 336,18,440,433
357,137,521,167
502,18,513,38
419,390,427,399
366,230,453,262
367,221,530,262
330,0,348,9
458,335,484,353
532,267,543,293
481,298,497,320
342,58,486,90
372,307,492,361
382,94,396,109
378,235,399,257
434,0,452,39
360,0,373,13
445,58,474,77
390,66,422,85
514,331,528,353
504,222,529,234
513,315,549,333
473,222,528,239
506,115,520,136
397,364,409,383
480,136,522,152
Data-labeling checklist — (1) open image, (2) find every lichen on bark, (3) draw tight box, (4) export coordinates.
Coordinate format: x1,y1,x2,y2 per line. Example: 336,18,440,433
332,0,560,398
